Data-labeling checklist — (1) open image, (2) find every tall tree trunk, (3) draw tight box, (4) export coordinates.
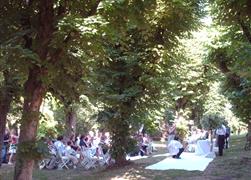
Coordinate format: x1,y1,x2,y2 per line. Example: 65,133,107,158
14,1,53,179
65,107,77,139
175,97,187,123
14,69,46,180
109,114,130,165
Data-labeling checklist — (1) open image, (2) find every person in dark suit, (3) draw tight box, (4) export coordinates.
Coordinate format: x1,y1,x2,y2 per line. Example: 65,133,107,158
225,126,231,149
216,124,226,156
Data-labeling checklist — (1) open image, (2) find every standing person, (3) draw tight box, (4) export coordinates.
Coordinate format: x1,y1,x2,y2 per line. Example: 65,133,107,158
225,125,231,149
8,129,19,165
167,123,176,145
216,124,226,156
2,129,10,163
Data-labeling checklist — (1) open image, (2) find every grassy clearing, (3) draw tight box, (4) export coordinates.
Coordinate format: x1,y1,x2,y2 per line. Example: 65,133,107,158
0,135,250,180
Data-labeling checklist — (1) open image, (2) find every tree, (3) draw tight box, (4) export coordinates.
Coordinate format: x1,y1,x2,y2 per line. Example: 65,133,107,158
93,0,205,164
1,1,102,179
208,0,251,141
160,28,217,126
0,1,27,165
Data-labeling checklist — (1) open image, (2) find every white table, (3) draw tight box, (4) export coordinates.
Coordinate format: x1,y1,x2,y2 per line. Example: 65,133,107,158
195,139,211,156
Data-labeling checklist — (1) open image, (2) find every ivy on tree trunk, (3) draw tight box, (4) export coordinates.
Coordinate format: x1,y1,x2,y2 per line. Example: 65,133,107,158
14,69,46,180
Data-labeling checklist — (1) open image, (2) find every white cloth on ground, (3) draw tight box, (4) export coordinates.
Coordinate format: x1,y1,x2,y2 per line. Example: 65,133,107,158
145,152,214,171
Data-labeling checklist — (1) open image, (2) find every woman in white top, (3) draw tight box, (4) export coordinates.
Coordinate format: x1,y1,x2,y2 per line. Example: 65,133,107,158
167,136,184,159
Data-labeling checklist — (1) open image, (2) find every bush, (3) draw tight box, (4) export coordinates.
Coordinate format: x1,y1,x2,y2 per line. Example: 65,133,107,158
176,124,188,141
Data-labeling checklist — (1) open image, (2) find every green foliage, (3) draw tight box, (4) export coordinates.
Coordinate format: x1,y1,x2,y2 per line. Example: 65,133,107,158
176,125,189,141
200,113,225,130
208,0,251,124
18,140,49,161
91,0,206,163
164,109,175,123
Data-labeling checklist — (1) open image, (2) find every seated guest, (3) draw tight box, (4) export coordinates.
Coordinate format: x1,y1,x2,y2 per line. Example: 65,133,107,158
167,136,185,159
65,141,78,168
79,135,88,148
54,136,65,156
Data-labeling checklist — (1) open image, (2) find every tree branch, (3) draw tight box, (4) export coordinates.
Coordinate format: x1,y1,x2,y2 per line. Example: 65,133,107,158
86,0,102,17
237,13,251,44
218,57,241,88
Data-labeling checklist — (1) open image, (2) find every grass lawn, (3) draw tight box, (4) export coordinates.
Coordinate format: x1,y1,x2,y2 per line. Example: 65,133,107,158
0,135,250,180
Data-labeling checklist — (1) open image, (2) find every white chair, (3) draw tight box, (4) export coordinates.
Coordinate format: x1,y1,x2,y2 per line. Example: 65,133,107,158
56,150,71,170
80,147,98,170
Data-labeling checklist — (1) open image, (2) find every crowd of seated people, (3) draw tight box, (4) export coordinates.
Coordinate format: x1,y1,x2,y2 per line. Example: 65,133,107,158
44,130,112,169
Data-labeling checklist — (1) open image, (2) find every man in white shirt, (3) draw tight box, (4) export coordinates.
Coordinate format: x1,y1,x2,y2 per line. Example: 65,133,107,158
216,124,226,156
54,136,65,156
167,136,184,159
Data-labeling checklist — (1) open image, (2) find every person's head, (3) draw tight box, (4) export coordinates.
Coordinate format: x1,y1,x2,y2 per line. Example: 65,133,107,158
84,136,89,141
10,129,17,135
80,135,85,140
67,141,72,146
5,129,9,134
174,136,179,141
57,135,64,141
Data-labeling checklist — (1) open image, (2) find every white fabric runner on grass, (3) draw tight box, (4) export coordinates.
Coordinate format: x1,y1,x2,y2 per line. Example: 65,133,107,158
145,152,213,171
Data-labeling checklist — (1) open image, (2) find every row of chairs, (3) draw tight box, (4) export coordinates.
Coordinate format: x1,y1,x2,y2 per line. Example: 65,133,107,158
39,145,114,170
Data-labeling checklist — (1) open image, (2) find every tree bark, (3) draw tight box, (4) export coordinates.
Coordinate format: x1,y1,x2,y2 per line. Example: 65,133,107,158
237,14,251,44
14,1,54,179
0,73,14,167
65,107,77,139
14,69,46,180
175,97,187,122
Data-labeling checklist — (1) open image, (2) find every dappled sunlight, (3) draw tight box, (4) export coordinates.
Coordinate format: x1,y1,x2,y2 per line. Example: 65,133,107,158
153,143,167,148
127,155,148,161
111,170,147,180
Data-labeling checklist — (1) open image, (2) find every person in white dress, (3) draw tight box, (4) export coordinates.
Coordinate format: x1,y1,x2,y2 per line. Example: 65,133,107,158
168,136,184,159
